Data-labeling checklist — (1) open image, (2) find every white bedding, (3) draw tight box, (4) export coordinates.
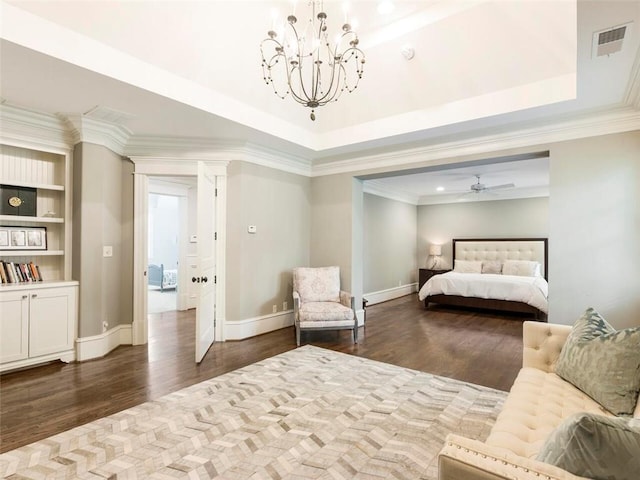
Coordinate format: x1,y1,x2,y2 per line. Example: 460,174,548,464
418,271,549,313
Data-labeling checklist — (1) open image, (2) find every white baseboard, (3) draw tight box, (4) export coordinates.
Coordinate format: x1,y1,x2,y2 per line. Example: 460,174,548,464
225,310,294,340
364,283,418,306
76,324,133,361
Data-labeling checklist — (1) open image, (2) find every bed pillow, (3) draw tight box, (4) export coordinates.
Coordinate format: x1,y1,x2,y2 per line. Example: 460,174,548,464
453,260,482,274
536,412,640,480
554,308,640,415
502,259,540,277
481,261,502,274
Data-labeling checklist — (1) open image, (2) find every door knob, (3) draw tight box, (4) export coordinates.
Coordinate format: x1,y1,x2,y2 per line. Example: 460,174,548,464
192,276,200,283
202,276,208,283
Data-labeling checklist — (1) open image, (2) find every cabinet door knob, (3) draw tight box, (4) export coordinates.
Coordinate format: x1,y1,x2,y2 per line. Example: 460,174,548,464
22,295,28,299
31,294,38,298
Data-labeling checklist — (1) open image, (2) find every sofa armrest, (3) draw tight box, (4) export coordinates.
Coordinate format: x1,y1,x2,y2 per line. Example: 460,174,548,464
439,434,589,480
339,290,354,309
522,321,572,373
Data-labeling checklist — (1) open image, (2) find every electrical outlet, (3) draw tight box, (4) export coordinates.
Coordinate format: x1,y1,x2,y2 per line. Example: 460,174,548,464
103,246,113,257
272,304,277,313
283,301,288,310
102,320,108,332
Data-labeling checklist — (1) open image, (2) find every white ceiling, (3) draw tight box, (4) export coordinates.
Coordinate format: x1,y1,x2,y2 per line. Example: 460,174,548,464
1,0,639,201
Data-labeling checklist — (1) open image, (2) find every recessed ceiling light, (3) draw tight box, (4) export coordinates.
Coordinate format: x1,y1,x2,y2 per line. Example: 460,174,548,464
436,186,445,192
378,1,395,15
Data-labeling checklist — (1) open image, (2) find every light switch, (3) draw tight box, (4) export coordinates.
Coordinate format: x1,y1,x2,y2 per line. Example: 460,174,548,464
248,225,257,234
103,246,113,257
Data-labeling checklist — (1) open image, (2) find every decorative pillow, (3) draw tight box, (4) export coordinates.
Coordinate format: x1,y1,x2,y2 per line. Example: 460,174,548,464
555,308,640,415
502,259,540,277
537,412,640,480
293,266,341,303
481,261,502,274
453,260,482,273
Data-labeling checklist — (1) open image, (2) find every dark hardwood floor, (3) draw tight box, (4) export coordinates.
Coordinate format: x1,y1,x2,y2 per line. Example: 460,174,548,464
0,293,527,453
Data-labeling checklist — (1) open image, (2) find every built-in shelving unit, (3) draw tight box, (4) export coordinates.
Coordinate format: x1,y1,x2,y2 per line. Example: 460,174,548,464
1,137,78,371
1,143,72,283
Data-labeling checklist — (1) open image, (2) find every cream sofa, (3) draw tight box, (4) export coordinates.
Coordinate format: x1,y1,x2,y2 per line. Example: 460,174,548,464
438,320,640,480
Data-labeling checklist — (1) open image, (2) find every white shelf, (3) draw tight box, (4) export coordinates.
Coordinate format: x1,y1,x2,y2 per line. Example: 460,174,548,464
0,250,64,257
0,280,78,291
0,180,64,191
0,215,64,224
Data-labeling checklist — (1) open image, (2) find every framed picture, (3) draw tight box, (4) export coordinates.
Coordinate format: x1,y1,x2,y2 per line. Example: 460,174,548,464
0,226,47,250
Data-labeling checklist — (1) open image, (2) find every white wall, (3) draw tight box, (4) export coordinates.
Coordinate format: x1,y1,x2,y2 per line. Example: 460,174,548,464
363,193,417,294
148,193,179,269
416,197,549,268
549,131,640,328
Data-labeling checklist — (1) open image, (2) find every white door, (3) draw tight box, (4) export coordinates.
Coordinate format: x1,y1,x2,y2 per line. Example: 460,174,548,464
194,162,216,363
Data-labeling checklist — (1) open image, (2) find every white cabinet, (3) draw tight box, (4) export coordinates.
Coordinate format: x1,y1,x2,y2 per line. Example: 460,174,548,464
0,290,29,363
0,282,77,372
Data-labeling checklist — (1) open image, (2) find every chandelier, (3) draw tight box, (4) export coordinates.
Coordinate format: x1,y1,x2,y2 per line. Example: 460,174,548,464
260,1,365,121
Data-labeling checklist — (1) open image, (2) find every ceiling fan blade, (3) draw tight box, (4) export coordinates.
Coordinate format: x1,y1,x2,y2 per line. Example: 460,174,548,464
485,183,515,191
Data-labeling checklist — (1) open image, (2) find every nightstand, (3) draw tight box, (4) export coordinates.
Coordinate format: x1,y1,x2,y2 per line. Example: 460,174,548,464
418,268,450,290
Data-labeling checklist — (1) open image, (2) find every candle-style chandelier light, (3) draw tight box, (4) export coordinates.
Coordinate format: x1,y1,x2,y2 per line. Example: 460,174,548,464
260,1,365,121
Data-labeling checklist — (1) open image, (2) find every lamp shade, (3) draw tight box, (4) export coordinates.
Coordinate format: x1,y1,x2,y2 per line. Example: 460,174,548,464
429,245,442,256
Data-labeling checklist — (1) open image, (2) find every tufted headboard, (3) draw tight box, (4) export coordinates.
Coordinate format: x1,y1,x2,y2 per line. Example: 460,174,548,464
453,238,548,280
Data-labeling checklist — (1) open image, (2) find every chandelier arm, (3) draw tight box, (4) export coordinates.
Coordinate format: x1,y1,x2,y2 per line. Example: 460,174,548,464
286,19,316,105
259,0,365,119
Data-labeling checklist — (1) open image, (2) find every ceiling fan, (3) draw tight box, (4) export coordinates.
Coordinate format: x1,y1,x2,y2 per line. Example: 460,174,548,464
467,175,515,194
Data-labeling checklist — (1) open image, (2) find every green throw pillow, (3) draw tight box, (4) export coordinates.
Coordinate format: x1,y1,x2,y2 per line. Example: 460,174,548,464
537,412,640,480
554,308,640,415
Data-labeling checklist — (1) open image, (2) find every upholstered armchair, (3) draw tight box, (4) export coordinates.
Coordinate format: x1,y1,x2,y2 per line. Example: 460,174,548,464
292,266,358,347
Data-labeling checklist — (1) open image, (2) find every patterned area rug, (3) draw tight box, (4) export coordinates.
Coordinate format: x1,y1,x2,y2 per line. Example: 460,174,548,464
1,346,507,479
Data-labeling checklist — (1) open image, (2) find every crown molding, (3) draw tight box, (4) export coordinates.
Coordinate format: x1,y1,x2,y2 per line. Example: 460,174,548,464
129,157,229,176
624,49,640,109
125,136,312,177
62,114,132,155
363,180,419,205
311,106,640,177
243,142,312,177
0,104,73,152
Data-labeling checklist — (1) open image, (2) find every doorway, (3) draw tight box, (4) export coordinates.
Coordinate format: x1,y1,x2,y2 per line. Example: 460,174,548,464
147,191,179,314
131,159,228,360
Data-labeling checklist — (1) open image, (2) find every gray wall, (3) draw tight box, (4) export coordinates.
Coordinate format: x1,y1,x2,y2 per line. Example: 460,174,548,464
416,197,549,269
310,174,354,289
72,143,134,337
549,131,640,328
226,161,311,321
309,132,639,330
363,193,418,293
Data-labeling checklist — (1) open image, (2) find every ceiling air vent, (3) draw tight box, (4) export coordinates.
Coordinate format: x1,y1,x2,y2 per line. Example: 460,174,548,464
592,22,633,58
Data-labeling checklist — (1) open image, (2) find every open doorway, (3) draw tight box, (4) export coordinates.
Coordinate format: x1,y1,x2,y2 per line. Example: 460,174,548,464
147,192,179,314
146,177,197,317
131,160,227,360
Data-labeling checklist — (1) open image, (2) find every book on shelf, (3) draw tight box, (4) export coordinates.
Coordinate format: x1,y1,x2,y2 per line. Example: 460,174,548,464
0,260,43,284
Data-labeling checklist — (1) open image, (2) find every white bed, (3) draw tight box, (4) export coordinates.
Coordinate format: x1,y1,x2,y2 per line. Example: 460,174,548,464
418,238,549,320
